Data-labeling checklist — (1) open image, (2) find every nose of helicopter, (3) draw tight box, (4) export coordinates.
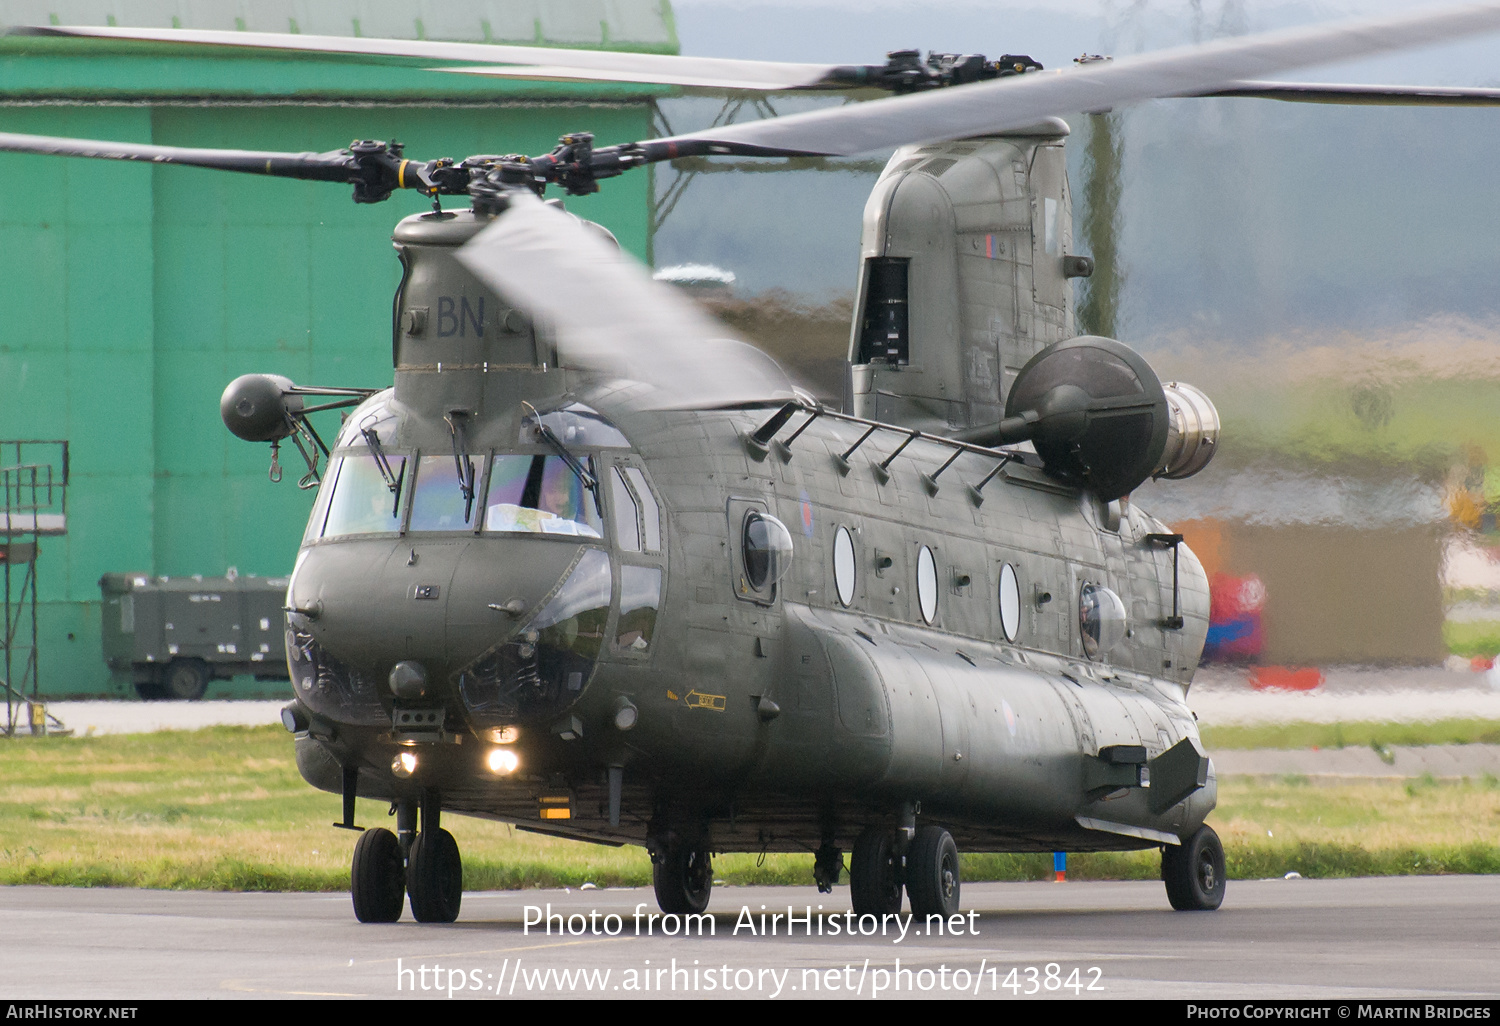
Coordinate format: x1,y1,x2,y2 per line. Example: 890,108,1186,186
287,536,588,689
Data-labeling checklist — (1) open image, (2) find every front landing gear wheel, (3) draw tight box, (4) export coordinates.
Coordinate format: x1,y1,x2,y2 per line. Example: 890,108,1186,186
850,827,903,916
1162,824,1226,911
351,827,405,923
653,843,712,915
906,826,960,917
407,828,463,923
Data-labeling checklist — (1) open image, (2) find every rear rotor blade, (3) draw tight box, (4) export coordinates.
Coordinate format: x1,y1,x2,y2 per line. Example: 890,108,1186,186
649,2,1500,157
454,195,791,409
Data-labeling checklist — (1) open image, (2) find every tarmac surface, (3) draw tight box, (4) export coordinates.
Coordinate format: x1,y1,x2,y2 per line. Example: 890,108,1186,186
2,876,1496,1000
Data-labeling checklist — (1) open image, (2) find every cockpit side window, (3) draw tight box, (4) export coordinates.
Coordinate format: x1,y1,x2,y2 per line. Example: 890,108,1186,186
609,467,640,552
624,468,661,552
483,454,603,538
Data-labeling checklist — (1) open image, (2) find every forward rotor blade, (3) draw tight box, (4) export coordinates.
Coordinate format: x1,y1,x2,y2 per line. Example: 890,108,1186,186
649,2,1500,157
0,131,357,180
15,24,844,92
454,195,792,409
1200,80,1500,105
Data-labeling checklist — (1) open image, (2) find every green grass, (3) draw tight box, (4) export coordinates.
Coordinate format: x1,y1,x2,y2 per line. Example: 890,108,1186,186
1443,620,1500,658
1,725,1497,890
1201,717,1500,750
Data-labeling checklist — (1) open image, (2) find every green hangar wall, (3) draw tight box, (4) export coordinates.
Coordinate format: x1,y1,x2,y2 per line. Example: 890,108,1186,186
0,1,672,695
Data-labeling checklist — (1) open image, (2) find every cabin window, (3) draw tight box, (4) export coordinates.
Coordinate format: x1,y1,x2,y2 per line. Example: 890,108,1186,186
1079,582,1128,660
833,526,856,606
917,545,939,624
320,454,406,538
743,512,794,591
998,563,1021,642
408,455,481,532
483,454,603,538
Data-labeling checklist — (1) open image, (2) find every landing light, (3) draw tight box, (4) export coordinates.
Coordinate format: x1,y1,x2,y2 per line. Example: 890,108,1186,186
392,751,418,778
487,748,520,774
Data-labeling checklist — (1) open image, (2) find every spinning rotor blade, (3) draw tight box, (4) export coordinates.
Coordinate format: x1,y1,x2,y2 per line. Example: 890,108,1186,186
1202,80,1500,105
454,196,791,409
0,131,426,203
649,2,1500,157
15,24,846,92
0,131,356,178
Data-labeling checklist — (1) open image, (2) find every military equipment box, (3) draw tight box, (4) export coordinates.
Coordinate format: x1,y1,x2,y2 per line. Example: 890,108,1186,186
99,571,290,700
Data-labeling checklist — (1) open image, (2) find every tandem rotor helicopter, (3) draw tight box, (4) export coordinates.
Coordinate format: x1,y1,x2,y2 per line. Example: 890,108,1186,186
5,5,1500,925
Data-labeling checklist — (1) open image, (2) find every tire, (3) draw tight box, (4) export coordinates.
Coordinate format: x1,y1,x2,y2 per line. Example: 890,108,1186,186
905,826,960,918
133,677,165,701
351,827,405,924
407,828,463,923
849,827,904,916
653,843,713,915
1162,824,1226,911
161,659,208,701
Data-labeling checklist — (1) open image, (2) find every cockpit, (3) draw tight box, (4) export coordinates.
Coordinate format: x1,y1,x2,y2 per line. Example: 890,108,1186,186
303,397,632,543
288,393,665,731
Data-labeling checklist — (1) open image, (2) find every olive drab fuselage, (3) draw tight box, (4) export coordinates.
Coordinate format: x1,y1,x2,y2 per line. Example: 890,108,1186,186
285,134,1218,858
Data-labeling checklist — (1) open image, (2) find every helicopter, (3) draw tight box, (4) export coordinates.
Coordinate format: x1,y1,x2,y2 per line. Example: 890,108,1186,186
5,5,1500,926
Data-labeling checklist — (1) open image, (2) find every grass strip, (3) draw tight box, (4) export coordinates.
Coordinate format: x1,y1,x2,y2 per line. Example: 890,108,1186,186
2,726,1497,890
1443,620,1500,658
1200,717,1500,750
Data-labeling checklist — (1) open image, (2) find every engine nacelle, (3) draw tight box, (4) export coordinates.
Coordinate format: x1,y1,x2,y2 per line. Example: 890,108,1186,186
994,337,1219,499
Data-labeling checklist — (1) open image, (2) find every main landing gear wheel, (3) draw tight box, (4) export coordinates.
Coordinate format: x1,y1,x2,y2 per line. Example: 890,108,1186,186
407,828,463,923
351,827,405,923
905,826,960,917
653,842,713,915
849,827,903,916
1162,824,1226,911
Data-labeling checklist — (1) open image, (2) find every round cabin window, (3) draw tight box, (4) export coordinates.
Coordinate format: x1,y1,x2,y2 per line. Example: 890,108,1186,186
833,526,856,606
917,545,938,624
743,512,794,591
1079,582,1128,660
999,563,1021,642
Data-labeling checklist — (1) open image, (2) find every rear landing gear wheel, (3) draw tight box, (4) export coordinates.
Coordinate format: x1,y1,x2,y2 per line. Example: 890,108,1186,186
850,827,903,916
906,826,960,917
1162,824,1226,911
407,828,463,923
351,827,405,923
653,842,713,915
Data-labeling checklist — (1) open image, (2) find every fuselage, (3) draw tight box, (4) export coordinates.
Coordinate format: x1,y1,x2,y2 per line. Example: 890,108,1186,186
286,379,1215,855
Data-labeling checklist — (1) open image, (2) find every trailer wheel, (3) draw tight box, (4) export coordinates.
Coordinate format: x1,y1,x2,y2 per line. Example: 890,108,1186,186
161,659,209,701
133,677,165,701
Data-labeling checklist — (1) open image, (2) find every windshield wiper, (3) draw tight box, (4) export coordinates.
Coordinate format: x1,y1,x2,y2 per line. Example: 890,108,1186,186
359,424,404,517
524,403,601,515
446,409,477,524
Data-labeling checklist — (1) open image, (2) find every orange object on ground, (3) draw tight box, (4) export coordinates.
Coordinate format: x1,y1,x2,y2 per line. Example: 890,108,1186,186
1248,666,1324,691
